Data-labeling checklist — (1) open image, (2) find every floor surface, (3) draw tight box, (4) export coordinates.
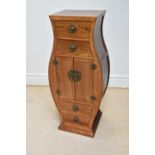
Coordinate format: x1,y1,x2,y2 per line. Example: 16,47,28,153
27,87,128,155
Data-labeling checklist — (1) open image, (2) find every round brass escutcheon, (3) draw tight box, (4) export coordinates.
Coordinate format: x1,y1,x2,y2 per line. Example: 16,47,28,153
68,25,76,33
68,70,81,82
72,105,79,112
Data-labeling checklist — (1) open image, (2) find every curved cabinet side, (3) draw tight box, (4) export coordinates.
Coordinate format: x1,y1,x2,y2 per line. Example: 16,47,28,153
48,17,63,121
93,13,110,97
88,19,104,128
88,13,110,130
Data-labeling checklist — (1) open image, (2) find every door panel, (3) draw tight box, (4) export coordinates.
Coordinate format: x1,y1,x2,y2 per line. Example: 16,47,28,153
57,57,74,100
74,58,93,102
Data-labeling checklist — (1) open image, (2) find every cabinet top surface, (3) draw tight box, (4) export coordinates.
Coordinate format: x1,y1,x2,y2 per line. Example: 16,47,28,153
50,10,106,17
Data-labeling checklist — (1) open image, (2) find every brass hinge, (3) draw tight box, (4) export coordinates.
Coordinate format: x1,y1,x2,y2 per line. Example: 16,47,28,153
90,64,97,70
53,59,58,66
56,89,61,95
90,95,96,101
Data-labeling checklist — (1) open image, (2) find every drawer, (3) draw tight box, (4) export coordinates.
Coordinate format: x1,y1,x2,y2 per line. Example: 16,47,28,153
54,20,91,39
62,112,90,126
55,39,92,57
60,100,93,117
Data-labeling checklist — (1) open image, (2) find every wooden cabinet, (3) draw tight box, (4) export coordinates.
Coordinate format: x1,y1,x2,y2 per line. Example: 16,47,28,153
48,10,110,137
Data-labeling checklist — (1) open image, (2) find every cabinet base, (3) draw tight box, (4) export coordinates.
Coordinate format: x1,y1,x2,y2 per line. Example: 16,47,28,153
58,110,102,137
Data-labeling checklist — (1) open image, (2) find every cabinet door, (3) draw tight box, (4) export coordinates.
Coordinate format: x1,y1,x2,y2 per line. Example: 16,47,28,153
57,57,74,100
74,58,94,102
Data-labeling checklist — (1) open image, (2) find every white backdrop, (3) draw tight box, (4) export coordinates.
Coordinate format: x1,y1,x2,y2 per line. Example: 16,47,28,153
26,0,129,87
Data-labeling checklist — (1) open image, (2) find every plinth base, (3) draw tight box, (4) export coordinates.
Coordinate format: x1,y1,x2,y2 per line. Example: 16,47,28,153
58,110,102,137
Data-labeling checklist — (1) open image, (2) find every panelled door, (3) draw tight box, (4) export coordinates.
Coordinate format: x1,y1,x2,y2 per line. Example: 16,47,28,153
56,56,94,103
56,57,74,100
74,58,94,102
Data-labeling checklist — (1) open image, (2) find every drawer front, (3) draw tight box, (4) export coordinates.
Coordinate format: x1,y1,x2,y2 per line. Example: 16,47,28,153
56,39,91,53
62,112,90,126
54,21,91,39
56,39,92,57
60,100,93,117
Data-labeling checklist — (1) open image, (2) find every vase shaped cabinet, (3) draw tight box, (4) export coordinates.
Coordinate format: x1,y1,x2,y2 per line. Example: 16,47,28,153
48,10,110,137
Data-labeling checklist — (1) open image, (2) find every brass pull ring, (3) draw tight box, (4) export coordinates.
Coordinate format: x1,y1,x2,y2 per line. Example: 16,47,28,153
69,44,77,52
72,105,79,112
68,25,76,33
73,116,79,123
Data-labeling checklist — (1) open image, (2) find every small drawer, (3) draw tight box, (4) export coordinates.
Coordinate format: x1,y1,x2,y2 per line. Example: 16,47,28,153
60,100,93,117
62,112,90,126
54,20,91,39
56,39,92,57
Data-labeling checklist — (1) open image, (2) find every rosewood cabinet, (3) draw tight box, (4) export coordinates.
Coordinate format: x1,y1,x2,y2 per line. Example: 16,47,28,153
48,10,110,137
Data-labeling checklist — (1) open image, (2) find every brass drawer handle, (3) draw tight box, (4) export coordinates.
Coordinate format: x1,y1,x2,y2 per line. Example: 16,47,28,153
68,25,76,33
73,116,79,123
72,105,79,112
69,44,76,52
68,70,81,82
